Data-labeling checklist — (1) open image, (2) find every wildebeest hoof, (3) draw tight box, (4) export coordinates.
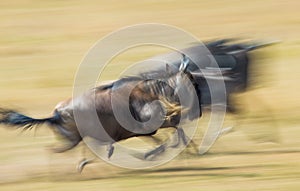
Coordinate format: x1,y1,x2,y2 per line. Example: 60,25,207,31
77,158,94,173
77,158,87,173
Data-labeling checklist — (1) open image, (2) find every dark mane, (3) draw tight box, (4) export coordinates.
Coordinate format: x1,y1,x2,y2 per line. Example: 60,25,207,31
96,82,114,91
96,66,175,91
138,65,178,80
95,76,143,91
113,76,143,87
139,69,171,80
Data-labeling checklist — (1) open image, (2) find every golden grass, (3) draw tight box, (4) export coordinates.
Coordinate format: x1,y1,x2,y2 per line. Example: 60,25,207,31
0,0,299,190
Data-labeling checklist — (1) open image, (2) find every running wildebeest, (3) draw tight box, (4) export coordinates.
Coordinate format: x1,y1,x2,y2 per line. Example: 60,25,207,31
152,39,277,112
0,55,201,171
0,39,275,172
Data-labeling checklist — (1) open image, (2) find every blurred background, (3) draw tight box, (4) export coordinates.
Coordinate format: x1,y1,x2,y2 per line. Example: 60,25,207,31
0,0,299,190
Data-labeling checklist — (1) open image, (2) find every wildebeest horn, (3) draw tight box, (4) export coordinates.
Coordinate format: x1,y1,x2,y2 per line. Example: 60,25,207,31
179,54,189,72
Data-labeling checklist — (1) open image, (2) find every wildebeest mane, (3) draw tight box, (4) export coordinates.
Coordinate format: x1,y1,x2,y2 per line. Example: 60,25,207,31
95,65,177,92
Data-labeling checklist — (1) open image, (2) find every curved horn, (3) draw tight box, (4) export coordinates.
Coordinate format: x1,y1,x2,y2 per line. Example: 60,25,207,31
179,53,189,72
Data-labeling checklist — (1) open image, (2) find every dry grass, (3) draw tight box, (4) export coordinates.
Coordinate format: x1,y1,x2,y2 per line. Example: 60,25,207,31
0,0,299,190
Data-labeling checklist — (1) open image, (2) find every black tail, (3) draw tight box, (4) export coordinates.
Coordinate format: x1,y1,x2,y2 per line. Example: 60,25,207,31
0,108,82,153
0,108,60,130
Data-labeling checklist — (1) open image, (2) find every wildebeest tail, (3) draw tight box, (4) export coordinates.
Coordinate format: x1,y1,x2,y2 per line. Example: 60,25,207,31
0,108,60,130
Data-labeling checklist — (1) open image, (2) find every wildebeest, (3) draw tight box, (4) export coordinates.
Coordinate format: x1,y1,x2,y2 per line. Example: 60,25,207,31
0,39,275,172
152,39,277,112
0,56,200,171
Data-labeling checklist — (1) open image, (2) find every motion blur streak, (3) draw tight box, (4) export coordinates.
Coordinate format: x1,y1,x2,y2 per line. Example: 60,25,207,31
0,1,299,191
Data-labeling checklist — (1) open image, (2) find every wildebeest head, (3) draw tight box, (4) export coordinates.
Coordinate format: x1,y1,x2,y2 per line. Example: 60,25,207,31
161,54,201,121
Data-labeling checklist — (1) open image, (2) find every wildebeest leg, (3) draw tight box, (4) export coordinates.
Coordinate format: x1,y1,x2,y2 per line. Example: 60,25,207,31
107,143,114,159
176,129,200,153
144,143,167,159
170,127,188,148
77,158,95,173
144,128,191,159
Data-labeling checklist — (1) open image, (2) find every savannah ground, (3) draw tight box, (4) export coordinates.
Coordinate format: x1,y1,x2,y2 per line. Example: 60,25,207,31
0,0,299,190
